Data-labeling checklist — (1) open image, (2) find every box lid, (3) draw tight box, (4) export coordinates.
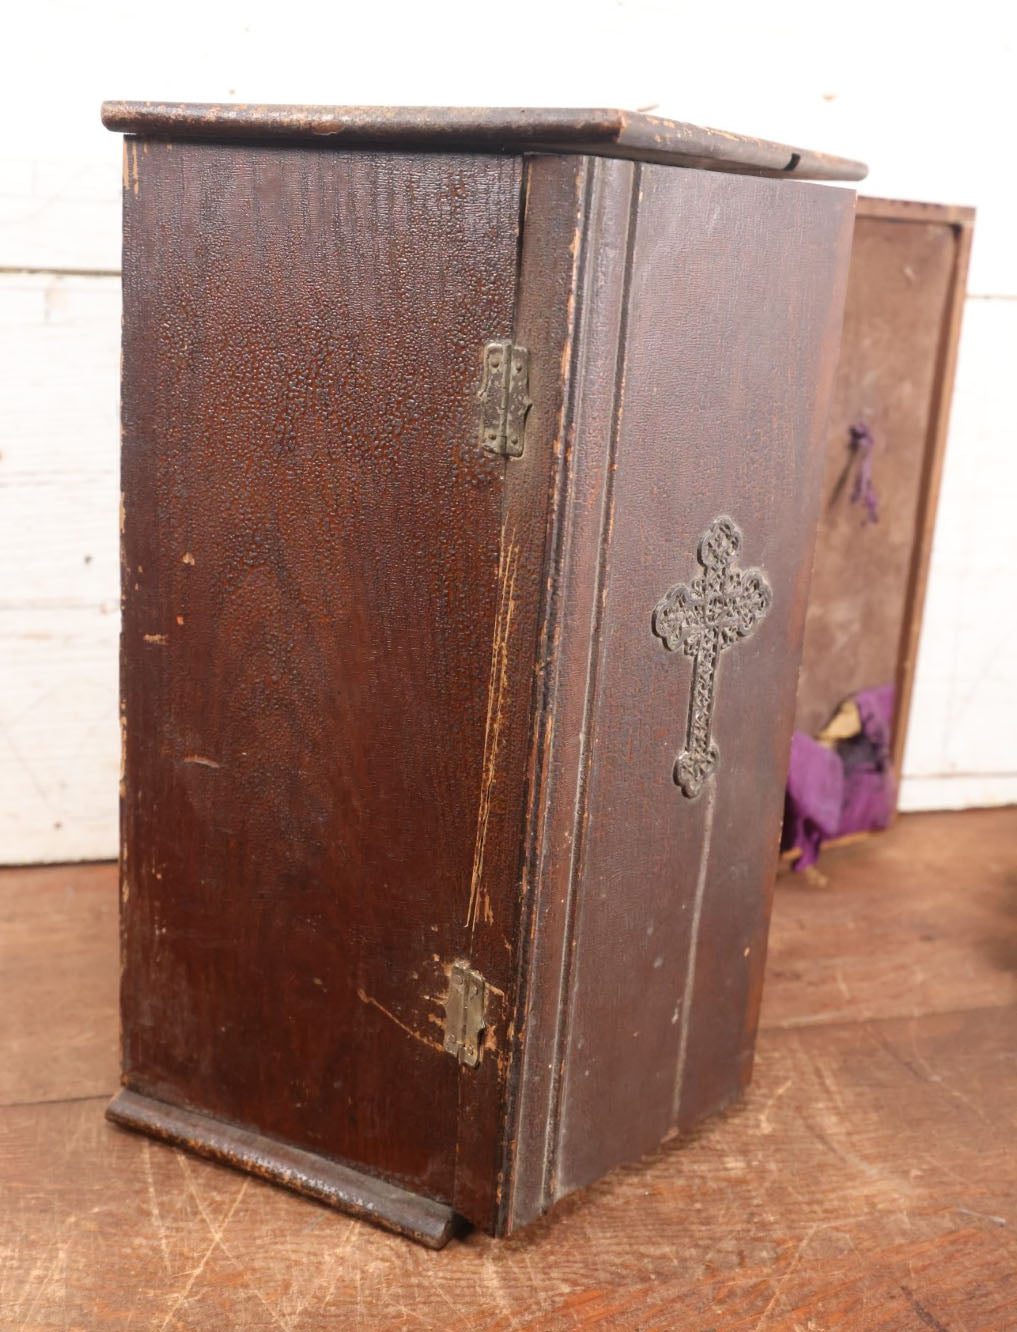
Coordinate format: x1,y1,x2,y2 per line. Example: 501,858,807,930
101,103,866,182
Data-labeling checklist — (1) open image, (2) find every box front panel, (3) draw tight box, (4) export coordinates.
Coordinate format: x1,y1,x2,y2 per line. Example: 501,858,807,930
553,164,854,1193
119,140,523,1202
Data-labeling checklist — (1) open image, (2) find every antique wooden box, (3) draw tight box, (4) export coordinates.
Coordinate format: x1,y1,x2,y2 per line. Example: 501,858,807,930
102,103,862,1244
793,198,974,818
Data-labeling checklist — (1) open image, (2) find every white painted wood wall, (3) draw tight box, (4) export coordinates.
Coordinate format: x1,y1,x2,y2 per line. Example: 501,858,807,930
2,0,1015,863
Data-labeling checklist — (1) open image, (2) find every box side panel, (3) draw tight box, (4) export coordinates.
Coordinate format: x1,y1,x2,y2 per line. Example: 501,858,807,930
119,141,524,1206
795,213,965,749
553,165,854,1194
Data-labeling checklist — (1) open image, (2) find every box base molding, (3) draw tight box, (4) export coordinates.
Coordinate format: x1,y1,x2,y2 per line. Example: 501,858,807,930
106,1088,458,1248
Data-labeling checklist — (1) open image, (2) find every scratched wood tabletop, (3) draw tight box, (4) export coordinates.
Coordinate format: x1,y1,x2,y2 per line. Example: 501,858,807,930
2,807,1016,1330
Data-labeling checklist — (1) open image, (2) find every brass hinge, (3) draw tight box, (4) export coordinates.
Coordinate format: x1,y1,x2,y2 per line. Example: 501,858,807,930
443,961,487,1067
477,340,531,459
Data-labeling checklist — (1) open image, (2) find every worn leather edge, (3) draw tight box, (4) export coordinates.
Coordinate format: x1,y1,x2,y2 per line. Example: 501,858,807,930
99,103,867,181
856,196,976,227
106,1089,458,1248
500,156,642,1233
885,203,975,792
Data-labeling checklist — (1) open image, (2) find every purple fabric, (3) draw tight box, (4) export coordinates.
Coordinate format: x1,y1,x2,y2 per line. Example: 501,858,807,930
855,685,894,756
849,422,880,524
782,684,896,870
783,731,843,869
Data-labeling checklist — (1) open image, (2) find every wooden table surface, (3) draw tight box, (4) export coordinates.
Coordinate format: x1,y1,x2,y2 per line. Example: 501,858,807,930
2,807,1016,1330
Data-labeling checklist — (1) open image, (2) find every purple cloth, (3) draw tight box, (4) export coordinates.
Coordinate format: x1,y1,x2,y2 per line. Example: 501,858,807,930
783,731,843,869
782,685,896,870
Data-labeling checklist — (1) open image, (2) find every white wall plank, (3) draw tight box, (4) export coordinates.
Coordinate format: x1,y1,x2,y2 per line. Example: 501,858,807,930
0,274,120,863
900,297,1017,794
0,155,122,274
899,775,1017,813
0,610,119,863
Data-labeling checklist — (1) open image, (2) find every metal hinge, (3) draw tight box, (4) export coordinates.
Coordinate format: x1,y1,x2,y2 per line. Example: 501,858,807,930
443,961,488,1067
477,340,531,459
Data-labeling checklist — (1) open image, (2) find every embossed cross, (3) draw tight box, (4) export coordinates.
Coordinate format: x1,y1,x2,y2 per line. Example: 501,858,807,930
652,516,772,797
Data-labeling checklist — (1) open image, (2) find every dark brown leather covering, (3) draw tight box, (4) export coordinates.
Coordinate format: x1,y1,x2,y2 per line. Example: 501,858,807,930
119,142,525,1209
114,124,854,1240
